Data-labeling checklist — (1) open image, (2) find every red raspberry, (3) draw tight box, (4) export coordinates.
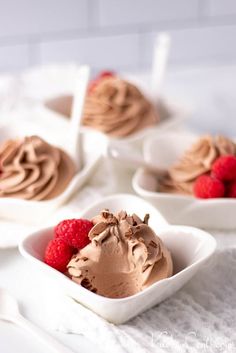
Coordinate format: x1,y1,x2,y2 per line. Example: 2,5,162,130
194,175,225,199
55,219,93,249
44,238,73,272
88,70,115,93
226,180,236,198
212,155,236,181
99,70,115,79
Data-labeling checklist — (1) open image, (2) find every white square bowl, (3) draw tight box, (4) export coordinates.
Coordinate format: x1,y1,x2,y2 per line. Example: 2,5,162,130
19,194,216,324
133,131,236,229
0,122,102,224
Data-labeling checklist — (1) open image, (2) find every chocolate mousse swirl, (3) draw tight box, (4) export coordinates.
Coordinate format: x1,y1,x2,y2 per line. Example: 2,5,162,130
68,210,173,299
83,77,159,137
159,135,236,195
0,136,75,201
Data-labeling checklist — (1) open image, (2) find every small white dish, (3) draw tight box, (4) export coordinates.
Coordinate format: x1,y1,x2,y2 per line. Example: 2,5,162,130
133,131,236,229
19,194,216,324
43,99,188,148
0,122,102,224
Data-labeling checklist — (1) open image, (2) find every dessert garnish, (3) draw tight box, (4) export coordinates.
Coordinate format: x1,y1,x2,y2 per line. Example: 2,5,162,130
44,218,93,271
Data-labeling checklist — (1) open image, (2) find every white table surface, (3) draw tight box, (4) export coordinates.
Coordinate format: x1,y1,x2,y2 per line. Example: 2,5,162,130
0,63,236,353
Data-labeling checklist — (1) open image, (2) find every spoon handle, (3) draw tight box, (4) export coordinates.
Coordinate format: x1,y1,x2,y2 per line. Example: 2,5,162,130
14,314,74,353
70,65,90,170
151,32,171,100
107,145,167,177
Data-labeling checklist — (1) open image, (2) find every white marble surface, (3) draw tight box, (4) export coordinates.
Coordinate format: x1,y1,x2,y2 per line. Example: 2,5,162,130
0,63,236,353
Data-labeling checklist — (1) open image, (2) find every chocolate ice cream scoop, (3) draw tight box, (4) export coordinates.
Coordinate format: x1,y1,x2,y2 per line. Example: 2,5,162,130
68,210,173,299
0,136,75,200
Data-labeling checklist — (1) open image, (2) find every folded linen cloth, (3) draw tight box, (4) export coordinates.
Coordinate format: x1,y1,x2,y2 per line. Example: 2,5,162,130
43,248,236,353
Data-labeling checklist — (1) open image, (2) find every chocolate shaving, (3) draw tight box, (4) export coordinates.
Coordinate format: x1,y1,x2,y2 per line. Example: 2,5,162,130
132,214,142,226
112,225,120,241
126,216,134,225
143,214,150,224
118,210,127,220
101,209,110,218
142,264,150,272
149,240,158,248
91,222,107,236
125,228,133,238
81,278,96,291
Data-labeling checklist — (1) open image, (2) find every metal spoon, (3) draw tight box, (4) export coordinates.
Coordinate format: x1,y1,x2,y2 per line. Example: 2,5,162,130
0,288,74,353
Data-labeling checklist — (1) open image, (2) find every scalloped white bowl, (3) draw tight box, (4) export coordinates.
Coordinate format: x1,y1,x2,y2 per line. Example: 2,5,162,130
133,131,236,229
19,194,216,324
0,122,102,224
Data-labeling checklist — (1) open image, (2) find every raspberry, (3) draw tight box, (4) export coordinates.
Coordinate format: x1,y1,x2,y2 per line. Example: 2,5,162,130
226,180,236,198
88,70,115,93
44,238,73,272
99,70,115,79
212,155,236,181
55,219,93,249
194,175,225,199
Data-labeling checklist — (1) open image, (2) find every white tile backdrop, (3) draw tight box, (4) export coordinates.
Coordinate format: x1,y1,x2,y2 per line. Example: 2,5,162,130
0,0,236,72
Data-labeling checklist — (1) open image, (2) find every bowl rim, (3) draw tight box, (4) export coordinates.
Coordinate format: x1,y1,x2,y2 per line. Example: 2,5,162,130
133,167,236,204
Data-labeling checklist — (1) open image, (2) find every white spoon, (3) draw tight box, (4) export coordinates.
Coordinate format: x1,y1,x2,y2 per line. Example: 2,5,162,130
151,32,171,101
107,145,167,177
69,65,90,170
0,288,74,353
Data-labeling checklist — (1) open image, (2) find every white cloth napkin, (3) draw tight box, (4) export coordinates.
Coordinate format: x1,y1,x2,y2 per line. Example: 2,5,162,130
43,246,236,353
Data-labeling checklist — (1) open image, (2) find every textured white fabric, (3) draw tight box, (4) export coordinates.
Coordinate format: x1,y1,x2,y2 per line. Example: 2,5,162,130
45,245,236,353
